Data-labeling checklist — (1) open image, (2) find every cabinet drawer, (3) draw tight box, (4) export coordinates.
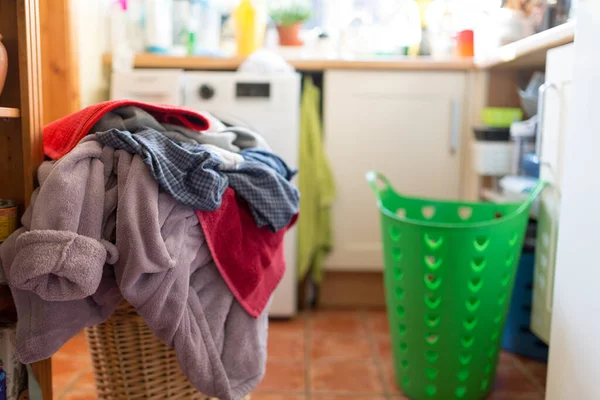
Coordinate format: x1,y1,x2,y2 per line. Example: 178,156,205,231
325,70,467,97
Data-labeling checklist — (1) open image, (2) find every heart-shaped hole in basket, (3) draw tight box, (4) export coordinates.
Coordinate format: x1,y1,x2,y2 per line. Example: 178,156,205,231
425,333,439,345
397,305,406,318
471,257,487,272
458,206,473,220
398,324,407,335
466,297,480,312
481,378,490,390
389,226,402,242
498,292,508,306
425,385,437,396
425,255,443,270
463,316,477,331
457,370,470,382
459,353,472,366
395,286,405,300
461,335,475,348
425,350,439,363
424,233,444,250
425,367,438,380
474,236,490,251
391,247,403,262
469,277,483,292
421,206,436,220
424,274,442,290
425,314,440,328
425,294,442,310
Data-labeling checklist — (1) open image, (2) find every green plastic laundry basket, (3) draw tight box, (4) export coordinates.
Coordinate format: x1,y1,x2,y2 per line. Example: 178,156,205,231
366,172,545,400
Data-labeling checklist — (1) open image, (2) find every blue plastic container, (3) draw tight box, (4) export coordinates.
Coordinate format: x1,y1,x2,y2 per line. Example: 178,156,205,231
502,250,549,361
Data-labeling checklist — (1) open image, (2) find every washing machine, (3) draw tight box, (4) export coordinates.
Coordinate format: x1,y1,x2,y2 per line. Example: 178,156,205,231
112,69,301,318
184,71,300,318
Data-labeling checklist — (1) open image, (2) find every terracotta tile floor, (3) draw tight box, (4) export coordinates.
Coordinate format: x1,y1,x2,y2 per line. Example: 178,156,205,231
52,309,548,399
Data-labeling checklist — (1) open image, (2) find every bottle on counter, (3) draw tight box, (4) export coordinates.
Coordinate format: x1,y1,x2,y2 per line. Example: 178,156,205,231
190,0,222,55
173,0,191,55
144,0,173,53
109,0,134,71
233,0,262,56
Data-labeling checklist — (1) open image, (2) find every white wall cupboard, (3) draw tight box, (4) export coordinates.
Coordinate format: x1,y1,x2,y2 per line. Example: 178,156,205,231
323,70,467,270
531,43,574,344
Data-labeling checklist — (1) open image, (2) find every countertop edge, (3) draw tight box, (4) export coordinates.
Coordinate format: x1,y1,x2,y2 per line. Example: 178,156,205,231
102,53,476,71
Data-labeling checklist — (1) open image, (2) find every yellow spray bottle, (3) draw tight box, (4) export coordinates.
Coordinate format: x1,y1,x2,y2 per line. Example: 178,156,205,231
234,0,260,56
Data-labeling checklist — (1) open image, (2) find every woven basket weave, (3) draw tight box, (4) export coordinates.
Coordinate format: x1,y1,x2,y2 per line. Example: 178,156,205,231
85,302,251,400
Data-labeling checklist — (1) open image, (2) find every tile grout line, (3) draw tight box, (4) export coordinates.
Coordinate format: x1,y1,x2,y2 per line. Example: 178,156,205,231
509,354,546,395
360,309,393,400
55,365,94,400
305,308,312,400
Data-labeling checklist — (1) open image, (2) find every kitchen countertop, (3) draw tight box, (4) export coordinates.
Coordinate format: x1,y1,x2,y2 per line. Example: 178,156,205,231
102,53,476,71
103,22,575,72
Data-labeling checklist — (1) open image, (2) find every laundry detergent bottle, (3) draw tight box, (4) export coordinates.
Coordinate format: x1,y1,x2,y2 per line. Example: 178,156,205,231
234,0,260,56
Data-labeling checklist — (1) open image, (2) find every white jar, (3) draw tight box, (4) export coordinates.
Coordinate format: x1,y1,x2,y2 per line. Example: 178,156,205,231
472,141,515,176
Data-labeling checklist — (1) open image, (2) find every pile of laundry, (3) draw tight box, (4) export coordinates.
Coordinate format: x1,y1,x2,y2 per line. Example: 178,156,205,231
0,100,300,400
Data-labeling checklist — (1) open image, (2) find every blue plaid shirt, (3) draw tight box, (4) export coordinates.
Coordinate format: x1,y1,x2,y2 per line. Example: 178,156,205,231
97,128,299,231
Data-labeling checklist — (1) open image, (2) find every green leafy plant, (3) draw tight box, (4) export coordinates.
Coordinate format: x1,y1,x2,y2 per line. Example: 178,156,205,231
269,3,312,27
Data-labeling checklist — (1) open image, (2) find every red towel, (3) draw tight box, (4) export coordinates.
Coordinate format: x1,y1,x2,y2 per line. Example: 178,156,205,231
197,188,297,318
43,100,210,160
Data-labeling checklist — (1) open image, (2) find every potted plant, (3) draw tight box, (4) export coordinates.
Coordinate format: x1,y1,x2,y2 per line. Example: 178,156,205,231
269,3,311,46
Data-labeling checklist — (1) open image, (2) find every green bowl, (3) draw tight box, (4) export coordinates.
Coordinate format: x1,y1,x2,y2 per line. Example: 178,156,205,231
482,107,523,128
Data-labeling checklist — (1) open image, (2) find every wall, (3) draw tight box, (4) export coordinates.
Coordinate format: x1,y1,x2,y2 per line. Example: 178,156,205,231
73,0,110,107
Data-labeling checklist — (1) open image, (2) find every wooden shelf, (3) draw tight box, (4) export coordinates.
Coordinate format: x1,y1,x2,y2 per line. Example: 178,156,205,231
0,107,21,118
102,53,475,71
476,22,576,70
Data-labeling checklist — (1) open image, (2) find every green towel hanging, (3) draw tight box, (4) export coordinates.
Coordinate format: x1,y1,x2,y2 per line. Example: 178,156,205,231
297,76,335,284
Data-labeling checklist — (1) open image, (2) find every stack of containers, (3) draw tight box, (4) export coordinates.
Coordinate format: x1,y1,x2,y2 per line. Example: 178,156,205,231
501,219,549,361
472,107,523,176
500,82,549,362
472,105,549,362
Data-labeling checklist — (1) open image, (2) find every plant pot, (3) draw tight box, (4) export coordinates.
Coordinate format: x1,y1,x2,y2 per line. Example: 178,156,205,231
276,23,303,46
0,34,7,96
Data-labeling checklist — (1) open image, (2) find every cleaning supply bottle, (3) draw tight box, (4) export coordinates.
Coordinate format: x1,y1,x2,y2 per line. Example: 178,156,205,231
144,0,173,53
109,0,134,71
190,0,222,55
233,0,259,56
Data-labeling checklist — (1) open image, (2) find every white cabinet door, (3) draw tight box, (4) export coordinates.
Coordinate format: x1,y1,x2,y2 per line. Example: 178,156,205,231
531,43,574,345
323,70,466,270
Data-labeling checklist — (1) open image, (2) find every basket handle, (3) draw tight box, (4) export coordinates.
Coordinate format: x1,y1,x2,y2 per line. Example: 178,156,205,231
366,171,392,200
518,180,548,212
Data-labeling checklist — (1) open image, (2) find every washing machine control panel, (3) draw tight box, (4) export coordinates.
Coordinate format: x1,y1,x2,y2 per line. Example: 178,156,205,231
235,82,271,98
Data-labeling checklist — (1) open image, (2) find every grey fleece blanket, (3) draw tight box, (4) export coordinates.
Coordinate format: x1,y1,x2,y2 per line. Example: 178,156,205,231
0,137,267,399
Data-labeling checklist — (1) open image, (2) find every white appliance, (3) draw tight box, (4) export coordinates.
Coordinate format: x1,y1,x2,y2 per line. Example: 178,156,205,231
184,71,301,318
111,69,301,318
530,43,574,345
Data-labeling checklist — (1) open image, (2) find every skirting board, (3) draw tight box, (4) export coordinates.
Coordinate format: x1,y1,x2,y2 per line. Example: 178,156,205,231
318,270,386,308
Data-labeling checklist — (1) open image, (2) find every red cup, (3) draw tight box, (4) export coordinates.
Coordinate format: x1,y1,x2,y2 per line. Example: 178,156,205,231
456,29,475,57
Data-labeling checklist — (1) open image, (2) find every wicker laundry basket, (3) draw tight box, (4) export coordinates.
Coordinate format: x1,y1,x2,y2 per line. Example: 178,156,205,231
85,302,251,400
